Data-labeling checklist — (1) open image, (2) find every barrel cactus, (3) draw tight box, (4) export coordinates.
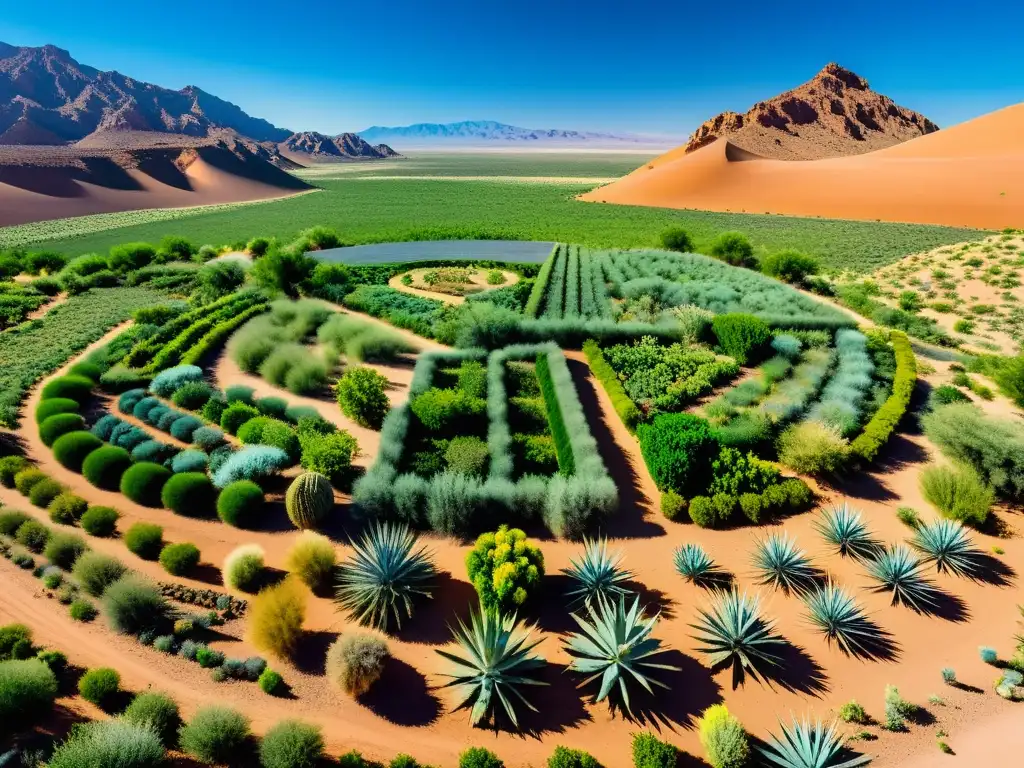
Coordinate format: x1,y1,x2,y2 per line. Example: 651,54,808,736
286,472,333,529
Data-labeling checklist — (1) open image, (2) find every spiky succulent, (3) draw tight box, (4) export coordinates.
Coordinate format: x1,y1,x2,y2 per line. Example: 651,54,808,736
690,590,785,685
910,519,979,578
758,716,872,768
436,605,547,729
561,537,632,607
752,533,818,594
335,521,436,630
673,543,722,586
803,583,876,656
564,594,678,714
813,503,878,560
865,545,938,611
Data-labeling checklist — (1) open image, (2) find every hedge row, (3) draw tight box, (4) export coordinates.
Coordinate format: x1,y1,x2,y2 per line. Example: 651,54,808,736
523,244,560,318
180,303,269,367
535,350,575,475
848,331,916,462
581,339,641,432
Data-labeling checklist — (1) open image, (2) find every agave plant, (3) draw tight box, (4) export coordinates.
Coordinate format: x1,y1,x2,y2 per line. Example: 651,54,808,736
690,590,785,685
910,519,979,578
813,503,878,560
564,594,678,715
865,545,939,611
803,583,876,656
436,604,547,729
561,537,633,607
673,543,724,586
758,716,872,768
752,533,818,594
335,521,436,630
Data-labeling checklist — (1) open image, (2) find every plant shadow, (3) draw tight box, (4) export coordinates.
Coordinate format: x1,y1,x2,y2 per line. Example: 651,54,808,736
292,629,337,675
511,662,592,737
360,656,441,727
966,552,1016,587
719,640,829,696
397,571,477,645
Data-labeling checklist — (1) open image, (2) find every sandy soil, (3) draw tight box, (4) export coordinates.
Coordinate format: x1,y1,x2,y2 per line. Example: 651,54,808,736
387,268,519,306
581,104,1024,229
24,292,69,321
2,324,1022,766
348,175,618,184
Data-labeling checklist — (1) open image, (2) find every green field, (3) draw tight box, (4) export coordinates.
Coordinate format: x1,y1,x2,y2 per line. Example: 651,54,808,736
7,152,987,274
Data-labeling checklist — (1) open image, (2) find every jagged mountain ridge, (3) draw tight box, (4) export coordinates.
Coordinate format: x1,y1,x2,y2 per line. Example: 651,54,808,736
358,120,654,145
281,131,399,160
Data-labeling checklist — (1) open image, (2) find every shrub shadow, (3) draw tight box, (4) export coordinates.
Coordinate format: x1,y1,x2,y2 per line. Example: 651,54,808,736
967,552,1016,587
501,662,591,737
722,640,829,696
291,629,337,675
188,563,224,587
397,571,477,645
360,657,441,727
535,574,582,634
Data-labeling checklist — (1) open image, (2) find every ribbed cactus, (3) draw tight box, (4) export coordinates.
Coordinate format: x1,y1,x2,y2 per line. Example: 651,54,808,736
286,472,333,529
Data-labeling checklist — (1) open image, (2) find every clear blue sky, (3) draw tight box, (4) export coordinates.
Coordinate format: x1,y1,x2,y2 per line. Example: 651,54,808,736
2,0,1022,136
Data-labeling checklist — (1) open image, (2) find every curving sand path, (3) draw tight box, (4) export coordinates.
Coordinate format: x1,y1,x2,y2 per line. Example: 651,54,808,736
387,269,520,306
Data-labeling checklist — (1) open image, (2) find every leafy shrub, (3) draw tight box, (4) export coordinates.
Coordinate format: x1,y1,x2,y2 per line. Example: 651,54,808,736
709,231,756,268
47,719,165,768
238,417,301,462
52,431,103,471
286,531,336,589
637,413,719,495
920,463,993,527
41,375,94,404
761,250,819,283
460,747,505,768
631,732,678,768
78,667,120,709
169,414,203,442
711,313,770,365
0,456,31,487
122,691,181,748
217,481,264,527
43,532,87,569
102,574,167,635
149,364,204,397
259,667,284,694
159,543,201,576
120,462,172,507
109,242,156,271
0,624,32,660
260,720,324,768
336,366,391,429
261,344,329,395
192,425,225,451
125,522,164,559
298,429,358,485
80,505,119,536
15,520,50,552
35,397,80,425
582,340,641,431
411,387,485,432
224,544,265,592
195,647,224,668
161,472,216,517
14,467,47,496
466,525,544,613
660,227,694,253
39,412,86,447
697,704,749,768
548,746,600,768
172,381,213,410
839,700,868,724
0,509,31,536
445,436,489,476
69,599,97,621
131,439,175,464
225,384,256,405
220,402,260,435
212,446,289,489
179,706,252,764
326,633,389,696
249,577,306,659
170,449,208,474
778,420,849,475
931,385,970,407
0,659,58,726
83,445,132,489
72,551,127,596
28,477,64,508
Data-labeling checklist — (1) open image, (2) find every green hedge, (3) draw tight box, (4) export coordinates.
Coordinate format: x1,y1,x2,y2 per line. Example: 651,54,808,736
849,331,916,462
40,375,94,404
524,244,559,318
582,339,641,432
535,351,574,475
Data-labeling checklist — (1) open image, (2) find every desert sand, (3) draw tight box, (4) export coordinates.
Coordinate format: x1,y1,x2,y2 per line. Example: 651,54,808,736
582,104,1024,230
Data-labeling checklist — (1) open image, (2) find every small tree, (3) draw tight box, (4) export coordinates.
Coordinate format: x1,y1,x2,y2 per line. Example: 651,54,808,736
335,367,391,429
709,232,756,268
250,246,316,298
660,227,694,253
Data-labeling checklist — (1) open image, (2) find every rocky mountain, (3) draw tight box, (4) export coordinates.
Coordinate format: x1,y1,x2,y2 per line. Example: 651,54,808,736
358,120,662,147
281,131,399,160
0,41,292,145
682,63,939,160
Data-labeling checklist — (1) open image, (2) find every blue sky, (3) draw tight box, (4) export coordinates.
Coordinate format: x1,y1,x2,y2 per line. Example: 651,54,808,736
2,0,1022,136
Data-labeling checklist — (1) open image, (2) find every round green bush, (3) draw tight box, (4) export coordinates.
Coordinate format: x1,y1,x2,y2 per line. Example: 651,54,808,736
761,249,820,283
257,396,289,419
220,402,260,435
0,623,31,658
159,543,200,576
122,691,181,748
223,545,265,592
120,462,172,507
161,472,216,517
144,405,169,427
258,668,283,695
224,384,255,405
217,481,265,527
39,413,86,447
52,430,103,472
48,491,89,524
708,231,756,268
0,510,31,536
444,436,489,476
44,532,87,569
15,520,50,552
82,446,132,490
132,396,161,421
170,449,208,474
101,574,167,635
0,456,32,487
0,659,58,725
335,366,390,429
124,522,164,560
260,720,324,768
179,706,252,764
285,472,333,530
35,398,80,425
661,491,686,522
688,496,715,527
69,599,97,622
48,719,165,768
28,478,65,509
41,375,94,404
637,413,720,496
80,506,120,536
14,467,47,496
660,226,694,253
72,551,127,596
77,667,121,709
191,426,225,451
172,381,213,410
548,746,600,768
169,415,203,442
459,747,504,768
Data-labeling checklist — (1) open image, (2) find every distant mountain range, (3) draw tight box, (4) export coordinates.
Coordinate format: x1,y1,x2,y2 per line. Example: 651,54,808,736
281,131,399,161
358,120,674,147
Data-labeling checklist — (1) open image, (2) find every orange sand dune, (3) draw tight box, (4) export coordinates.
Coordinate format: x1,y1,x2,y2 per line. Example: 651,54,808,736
581,104,1024,229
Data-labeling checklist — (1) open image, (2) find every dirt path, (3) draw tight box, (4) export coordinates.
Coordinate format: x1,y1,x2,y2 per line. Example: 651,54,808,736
385,268,520,307
25,292,69,321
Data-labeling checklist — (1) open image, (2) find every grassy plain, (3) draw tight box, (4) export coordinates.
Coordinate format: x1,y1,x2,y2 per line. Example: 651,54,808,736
6,152,987,273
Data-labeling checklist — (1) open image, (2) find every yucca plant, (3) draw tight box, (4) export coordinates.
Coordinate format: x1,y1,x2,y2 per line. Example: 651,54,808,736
910,519,979,578
803,583,876,657
436,604,547,729
866,545,938,611
335,521,436,630
813,503,878,560
673,543,724,587
561,537,632,607
758,716,871,768
564,594,678,715
752,533,818,594
690,590,785,686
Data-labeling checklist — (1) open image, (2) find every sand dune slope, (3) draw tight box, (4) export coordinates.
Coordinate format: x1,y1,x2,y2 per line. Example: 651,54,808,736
582,104,1024,229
